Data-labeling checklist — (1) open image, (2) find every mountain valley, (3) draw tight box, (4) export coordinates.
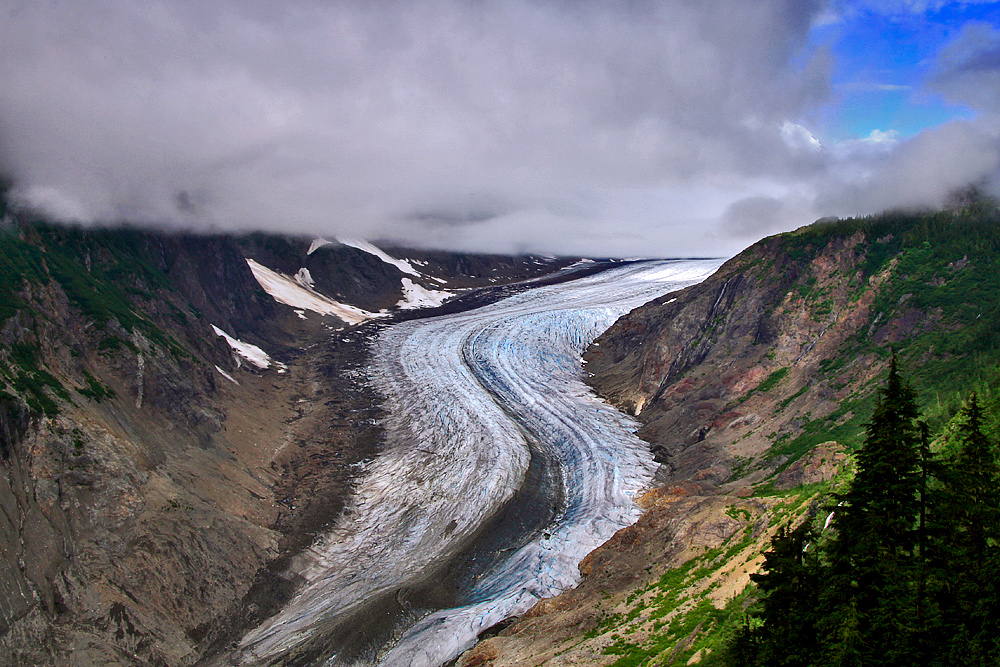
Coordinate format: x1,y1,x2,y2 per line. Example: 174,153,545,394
0,194,582,666
3,192,1000,667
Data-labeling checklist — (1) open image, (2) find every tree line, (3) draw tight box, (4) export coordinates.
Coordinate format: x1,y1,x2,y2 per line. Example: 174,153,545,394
723,357,1000,666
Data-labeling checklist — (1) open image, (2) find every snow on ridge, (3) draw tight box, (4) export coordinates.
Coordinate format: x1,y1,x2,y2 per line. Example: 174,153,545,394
396,277,454,310
337,237,421,276
246,258,383,325
307,238,331,255
211,325,271,369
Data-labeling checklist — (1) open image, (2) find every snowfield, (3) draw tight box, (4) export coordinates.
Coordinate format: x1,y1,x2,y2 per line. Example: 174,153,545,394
338,237,422,276
396,277,454,309
246,258,384,324
237,259,723,666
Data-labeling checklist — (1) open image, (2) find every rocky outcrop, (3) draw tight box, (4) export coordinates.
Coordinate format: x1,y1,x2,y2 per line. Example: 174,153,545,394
0,221,301,666
584,228,875,482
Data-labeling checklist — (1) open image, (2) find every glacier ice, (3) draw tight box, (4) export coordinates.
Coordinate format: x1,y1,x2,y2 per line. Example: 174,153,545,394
236,259,723,666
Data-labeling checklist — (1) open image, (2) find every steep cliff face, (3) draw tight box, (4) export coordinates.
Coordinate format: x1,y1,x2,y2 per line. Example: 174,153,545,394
584,229,871,482
0,217,308,666
460,204,1000,666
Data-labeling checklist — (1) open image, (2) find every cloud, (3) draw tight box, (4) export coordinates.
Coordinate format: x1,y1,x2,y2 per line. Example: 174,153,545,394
0,1,994,257
817,120,1000,212
799,16,1000,221
814,21,1000,212
0,0,840,255
931,22,1000,111
721,196,787,235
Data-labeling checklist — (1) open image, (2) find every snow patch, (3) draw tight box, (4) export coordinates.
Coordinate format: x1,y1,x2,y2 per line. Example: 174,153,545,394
293,267,314,288
211,325,271,369
307,238,331,255
396,278,454,310
214,365,239,385
246,259,383,325
337,238,421,276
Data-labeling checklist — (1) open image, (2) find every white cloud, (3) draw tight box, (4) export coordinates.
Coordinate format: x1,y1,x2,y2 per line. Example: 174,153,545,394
0,1,994,257
930,22,1000,112
781,121,825,152
816,121,1000,212
0,0,838,255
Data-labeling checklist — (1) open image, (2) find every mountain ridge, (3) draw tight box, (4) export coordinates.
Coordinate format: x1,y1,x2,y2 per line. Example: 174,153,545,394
4,193,999,666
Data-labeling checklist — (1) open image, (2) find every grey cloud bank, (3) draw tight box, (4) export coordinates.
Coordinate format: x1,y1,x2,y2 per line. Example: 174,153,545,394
1,0,998,257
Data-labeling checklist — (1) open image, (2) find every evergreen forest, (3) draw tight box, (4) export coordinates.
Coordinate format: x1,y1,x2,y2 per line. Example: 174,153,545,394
722,358,1000,666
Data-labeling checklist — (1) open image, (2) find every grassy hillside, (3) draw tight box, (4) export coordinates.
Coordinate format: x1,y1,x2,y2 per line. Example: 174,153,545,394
761,203,1000,469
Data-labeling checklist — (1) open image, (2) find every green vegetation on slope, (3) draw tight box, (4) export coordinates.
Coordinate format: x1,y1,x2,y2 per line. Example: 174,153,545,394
722,365,1000,667
759,203,1000,469
593,203,1000,667
1,202,201,415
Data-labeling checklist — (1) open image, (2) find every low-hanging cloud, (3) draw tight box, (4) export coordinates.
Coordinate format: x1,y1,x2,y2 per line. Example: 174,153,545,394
816,121,1000,213
0,0,994,257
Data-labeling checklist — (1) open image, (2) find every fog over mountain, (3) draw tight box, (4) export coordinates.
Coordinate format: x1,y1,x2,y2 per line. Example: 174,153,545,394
1,0,998,256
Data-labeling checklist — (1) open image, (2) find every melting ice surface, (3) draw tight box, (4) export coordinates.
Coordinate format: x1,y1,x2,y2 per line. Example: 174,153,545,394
237,259,723,667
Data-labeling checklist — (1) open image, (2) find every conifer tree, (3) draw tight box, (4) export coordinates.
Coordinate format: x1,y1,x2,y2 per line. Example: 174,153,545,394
819,355,922,666
933,394,1000,665
738,518,819,667
721,363,1000,667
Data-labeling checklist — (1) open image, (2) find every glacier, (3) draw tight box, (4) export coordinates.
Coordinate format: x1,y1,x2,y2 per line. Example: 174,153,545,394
236,258,722,667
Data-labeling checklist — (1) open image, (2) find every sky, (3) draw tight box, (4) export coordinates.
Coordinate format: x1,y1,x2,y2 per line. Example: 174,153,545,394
1,0,998,257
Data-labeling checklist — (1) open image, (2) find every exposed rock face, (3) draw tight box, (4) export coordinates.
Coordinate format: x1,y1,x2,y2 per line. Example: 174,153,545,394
154,234,281,340
233,234,578,314
0,216,576,667
0,222,306,666
584,230,875,484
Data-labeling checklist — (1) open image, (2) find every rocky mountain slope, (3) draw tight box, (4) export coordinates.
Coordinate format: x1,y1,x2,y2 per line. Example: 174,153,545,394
0,192,578,666
6,184,998,667
458,202,1000,666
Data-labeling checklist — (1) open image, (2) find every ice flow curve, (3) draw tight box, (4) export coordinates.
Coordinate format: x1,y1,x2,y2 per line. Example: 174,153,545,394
237,259,723,666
